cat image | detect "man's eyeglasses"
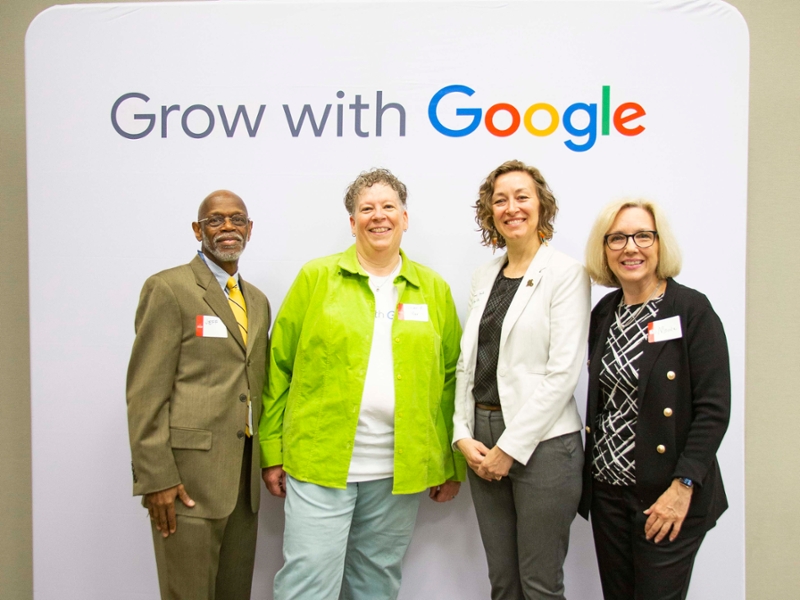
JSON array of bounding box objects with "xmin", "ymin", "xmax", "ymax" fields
[
  {"xmin": 198, "ymin": 214, "xmax": 250, "ymax": 228},
  {"xmin": 604, "ymin": 231, "xmax": 658, "ymax": 250}
]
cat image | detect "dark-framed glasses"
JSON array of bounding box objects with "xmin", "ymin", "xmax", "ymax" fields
[
  {"xmin": 198, "ymin": 214, "xmax": 249, "ymax": 228},
  {"xmin": 604, "ymin": 230, "xmax": 658, "ymax": 250}
]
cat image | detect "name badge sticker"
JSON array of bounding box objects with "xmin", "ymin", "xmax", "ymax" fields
[
  {"xmin": 647, "ymin": 316, "xmax": 682, "ymax": 343},
  {"xmin": 196, "ymin": 315, "xmax": 228, "ymax": 338},
  {"xmin": 397, "ymin": 303, "xmax": 429, "ymax": 322}
]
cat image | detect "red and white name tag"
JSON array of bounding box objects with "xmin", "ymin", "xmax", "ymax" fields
[
  {"xmin": 196, "ymin": 315, "xmax": 228, "ymax": 338},
  {"xmin": 397, "ymin": 303, "xmax": 429, "ymax": 322},
  {"xmin": 648, "ymin": 316, "xmax": 682, "ymax": 343}
]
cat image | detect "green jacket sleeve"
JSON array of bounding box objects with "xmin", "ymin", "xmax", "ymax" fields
[{"xmin": 258, "ymin": 267, "xmax": 313, "ymax": 467}]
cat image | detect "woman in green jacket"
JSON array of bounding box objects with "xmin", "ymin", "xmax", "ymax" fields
[{"xmin": 259, "ymin": 168, "xmax": 465, "ymax": 600}]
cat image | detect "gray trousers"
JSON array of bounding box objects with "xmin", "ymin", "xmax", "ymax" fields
[{"xmin": 468, "ymin": 408, "xmax": 583, "ymax": 600}]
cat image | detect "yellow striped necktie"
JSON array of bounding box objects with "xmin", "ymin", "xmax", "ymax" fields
[
  {"xmin": 226, "ymin": 276, "xmax": 251, "ymax": 436},
  {"xmin": 226, "ymin": 276, "xmax": 248, "ymax": 345}
]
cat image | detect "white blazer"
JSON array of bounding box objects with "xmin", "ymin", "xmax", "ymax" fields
[{"xmin": 453, "ymin": 244, "xmax": 591, "ymax": 465}]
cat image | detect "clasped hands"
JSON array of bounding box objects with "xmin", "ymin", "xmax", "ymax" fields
[{"xmin": 456, "ymin": 438, "xmax": 514, "ymax": 482}]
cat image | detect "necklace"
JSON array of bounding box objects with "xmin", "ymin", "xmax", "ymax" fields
[
  {"xmin": 368, "ymin": 257, "xmax": 402, "ymax": 292},
  {"xmin": 370, "ymin": 273, "xmax": 394, "ymax": 292},
  {"xmin": 615, "ymin": 280, "xmax": 663, "ymax": 331}
]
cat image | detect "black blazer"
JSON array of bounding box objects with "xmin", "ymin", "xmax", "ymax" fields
[{"xmin": 578, "ymin": 279, "xmax": 730, "ymax": 536}]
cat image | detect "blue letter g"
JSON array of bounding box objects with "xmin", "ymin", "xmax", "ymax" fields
[{"xmin": 428, "ymin": 85, "xmax": 481, "ymax": 138}]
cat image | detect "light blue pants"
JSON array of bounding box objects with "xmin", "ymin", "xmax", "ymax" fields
[{"xmin": 274, "ymin": 476, "xmax": 423, "ymax": 600}]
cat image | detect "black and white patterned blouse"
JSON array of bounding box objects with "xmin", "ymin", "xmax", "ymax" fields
[
  {"xmin": 591, "ymin": 295, "xmax": 664, "ymax": 486},
  {"xmin": 472, "ymin": 268, "xmax": 523, "ymax": 407}
]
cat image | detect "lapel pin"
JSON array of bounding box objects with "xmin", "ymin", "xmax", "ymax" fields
[{"xmin": 526, "ymin": 279, "xmax": 534, "ymax": 287}]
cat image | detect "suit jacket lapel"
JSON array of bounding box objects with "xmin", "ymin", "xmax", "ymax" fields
[
  {"xmin": 240, "ymin": 276, "xmax": 258, "ymax": 357},
  {"xmin": 635, "ymin": 279, "xmax": 678, "ymax": 409},
  {"xmin": 499, "ymin": 244, "xmax": 554, "ymax": 349},
  {"xmin": 587, "ymin": 282, "xmax": 678, "ymax": 419},
  {"xmin": 190, "ymin": 255, "xmax": 247, "ymax": 352}
]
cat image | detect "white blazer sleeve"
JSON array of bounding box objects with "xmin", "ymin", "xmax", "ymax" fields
[{"xmin": 452, "ymin": 268, "xmax": 482, "ymax": 446}]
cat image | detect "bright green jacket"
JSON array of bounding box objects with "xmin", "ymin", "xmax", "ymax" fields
[{"xmin": 259, "ymin": 245, "xmax": 465, "ymax": 493}]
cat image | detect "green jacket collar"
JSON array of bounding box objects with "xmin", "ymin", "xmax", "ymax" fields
[{"xmin": 337, "ymin": 244, "xmax": 420, "ymax": 288}]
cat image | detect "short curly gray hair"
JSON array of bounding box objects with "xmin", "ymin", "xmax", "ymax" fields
[{"xmin": 344, "ymin": 168, "xmax": 408, "ymax": 215}]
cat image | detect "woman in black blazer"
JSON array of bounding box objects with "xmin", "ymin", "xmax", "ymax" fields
[{"xmin": 579, "ymin": 199, "xmax": 730, "ymax": 600}]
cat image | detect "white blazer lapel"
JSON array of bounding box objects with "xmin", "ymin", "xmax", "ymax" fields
[
  {"xmin": 461, "ymin": 256, "xmax": 506, "ymax": 372},
  {"xmin": 499, "ymin": 244, "xmax": 554, "ymax": 348},
  {"xmin": 470, "ymin": 256, "xmax": 505, "ymax": 313}
]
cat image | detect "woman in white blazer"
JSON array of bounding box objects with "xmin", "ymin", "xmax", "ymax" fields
[{"xmin": 453, "ymin": 160, "xmax": 590, "ymax": 600}]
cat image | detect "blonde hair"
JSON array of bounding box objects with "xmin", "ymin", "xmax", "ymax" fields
[
  {"xmin": 474, "ymin": 160, "xmax": 558, "ymax": 249},
  {"xmin": 585, "ymin": 199, "xmax": 682, "ymax": 287}
]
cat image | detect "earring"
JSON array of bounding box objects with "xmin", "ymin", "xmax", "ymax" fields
[
  {"xmin": 404, "ymin": 228, "xmax": 408, "ymax": 232},
  {"xmin": 352, "ymin": 233, "xmax": 356, "ymax": 238}
]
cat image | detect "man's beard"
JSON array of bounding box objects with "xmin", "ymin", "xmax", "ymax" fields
[{"xmin": 202, "ymin": 229, "xmax": 245, "ymax": 263}]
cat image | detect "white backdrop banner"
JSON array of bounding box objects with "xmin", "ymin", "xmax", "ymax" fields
[{"xmin": 26, "ymin": 1, "xmax": 748, "ymax": 598}]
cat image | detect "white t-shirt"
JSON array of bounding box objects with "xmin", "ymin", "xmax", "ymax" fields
[{"xmin": 348, "ymin": 258, "xmax": 401, "ymax": 482}]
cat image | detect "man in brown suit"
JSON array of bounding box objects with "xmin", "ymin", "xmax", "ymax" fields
[{"xmin": 127, "ymin": 190, "xmax": 270, "ymax": 600}]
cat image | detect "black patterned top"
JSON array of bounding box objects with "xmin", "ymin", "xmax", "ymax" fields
[
  {"xmin": 472, "ymin": 268, "xmax": 523, "ymax": 407},
  {"xmin": 591, "ymin": 295, "xmax": 664, "ymax": 486}
]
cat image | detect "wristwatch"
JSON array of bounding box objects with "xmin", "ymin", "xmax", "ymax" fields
[{"xmin": 676, "ymin": 477, "xmax": 694, "ymax": 489}]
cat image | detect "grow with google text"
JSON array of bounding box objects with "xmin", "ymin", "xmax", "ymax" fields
[{"xmin": 110, "ymin": 85, "xmax": 645, "ymax": 152}]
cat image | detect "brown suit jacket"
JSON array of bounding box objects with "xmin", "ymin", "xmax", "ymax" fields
[{"xmin": 127, "ymin": 254, "xmax": 270, "ymax": 519}]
